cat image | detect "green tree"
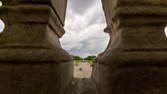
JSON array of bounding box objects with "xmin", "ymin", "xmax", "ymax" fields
[
  {"xmin": 84, "ymin": 56, "xmax": 96, "ymax": 60},
  {"xmin": 73, "ymin": 56, "xmax": 83, "ymax": 60}
]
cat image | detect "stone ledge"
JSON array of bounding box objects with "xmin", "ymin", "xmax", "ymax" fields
[
  {"xmin": 0, "ymin": 48, "xmax": 72, "ymax": 62},
  {"xmin": 1, "ymin": 0, "xmax": 67, "ymax": 25},
  {"xmin": 114, "ymin": 6, "xmax": 167, "ymax": 17},
  {"xmin": 96, "ymin": 51, "xmax": 167, "ymax": 65},
  {"xmin": 114, "ymin": 16, "xmax": 167, "ymax": 26},
  {"xmin": 0, "ymin": 5, "xmax": 65, "ymax": 37},
  {"xmin": 118, "ymin": 0, "xmax": 167, "ymax": 6}
]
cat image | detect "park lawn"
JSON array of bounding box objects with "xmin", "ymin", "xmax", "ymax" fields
[
  {"xmin": 73, "ymin": 60, "xmax": 93, "ymax": 65},
  {"xmin": 73, "ymin": 60, "xmax": 80, "ymax": 64}
]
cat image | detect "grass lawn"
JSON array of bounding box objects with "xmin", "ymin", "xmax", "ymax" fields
[{"xmin": 73, "ymin": 60, "xmax": 93, "ymax": 65}]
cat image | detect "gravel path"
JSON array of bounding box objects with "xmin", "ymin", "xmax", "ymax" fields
[
  {"xmin": 64, "ymin": 63, "xmax": 98, "ymax": 94},
  {"xmin": 73, "ymin": 63, "xmax": 92, "ymax": 78},
  {"xmin": 66, "ymin": 78, "xmax": 98, "ymax": 94}
]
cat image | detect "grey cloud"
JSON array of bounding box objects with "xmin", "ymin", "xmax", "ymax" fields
[
  {"xmin": 67, "ymin": 35, "xmax": 109, "ymax": 57},
  {"xmin": 87, "ymin": 10, "xmax": 106, "ymax": 26},
  {"xmin": 68, "ymin": 0, "xmax": 98, "ymax": 15}
]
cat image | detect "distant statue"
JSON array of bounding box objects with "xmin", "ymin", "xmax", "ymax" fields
[{"xmin": 79, "ymin": 68, "xmax": 83, "ymax": 71}]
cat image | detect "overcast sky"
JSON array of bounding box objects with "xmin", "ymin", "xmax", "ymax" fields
[
  {"xmin": 0, "ymin": 20, "xmax": 4, "ymax": 33},
  {"xmin": 60, "ymin": 0, "xmax": 109, "ymax": 57}
]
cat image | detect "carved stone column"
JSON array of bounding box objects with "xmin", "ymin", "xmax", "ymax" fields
[
  {"xmin": 0, "ymin": 0, "xmax": 73, "ymax": 94},
  {"xmin": 93, "ymin": 0, "xmax": 167, "ymax": 94}
]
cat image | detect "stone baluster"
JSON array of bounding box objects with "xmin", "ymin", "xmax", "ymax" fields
[
  {"xmin": 0, "ymin": 0, "xmax": 73, "ymax": 94},
  {"xmin": 93, "ymin": 0, "xmax": 167, "ymax": 94}
]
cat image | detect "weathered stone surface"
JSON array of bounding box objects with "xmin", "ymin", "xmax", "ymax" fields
[
  {"xmin": 2, "ymin": 0, "xmax": 167, "ymax": 93},
  {"xmin": 93, "ymin": 63, "xmax": 167, "ymax": 94},
  {"xmin": 92, "ymin": 0, "xmax": 167, "ymax": 94},
  {"xmin": 0, "ymin": 62, "xmax": 73, "ymax": 94},
  {"xmin": 0, "ymin": 5, "xmax": 65, "ymax": 37},
  {"xmin": 97, "ymin": 0, "xmax": 167, "ymax": 64},
  {"xmin": 0, "ymin": 0, "xmax": 70, "ymax": 62},
  {"xmin": 1, "ymin": 0, "xmax": 67, "ymax": 25},
  {"xmin": 0, "ymin": 24, "xmax": 70, "ymax": 62},
  {"xmin": 116, "ymin": 0, "xmax": 167, "ymax": 6},
  {"xmin": 0, "ymin": 0, "xmax": 73, "ymax": 94}
]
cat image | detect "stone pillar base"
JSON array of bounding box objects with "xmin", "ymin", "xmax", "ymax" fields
[
  {"xmin": 93, "ymin": 62, "xmax": 167, "ymax": 94},
  {"xmin": 0, "ymin": 62, "xmax": 73, "ymax": 94}
]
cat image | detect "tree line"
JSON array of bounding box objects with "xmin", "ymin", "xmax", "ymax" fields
[{"xmin": 73, "ymin": 55, "xmax": 96, "ymax": 61}]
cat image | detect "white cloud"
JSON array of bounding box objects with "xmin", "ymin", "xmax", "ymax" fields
[
  {"xmin": 0, "ymin": 19, "xmax": 5, "ymax": 33},
  {"xmin": 165, "ymin": 26, "xmax": 167, "ymax": 37},
  {"xmin": 0, "ymin": 1, "xmax": 2, "ymax": 7},
  {"xmin": 60, "ymin": 0, "xmax": 109, "ymax": 57}
]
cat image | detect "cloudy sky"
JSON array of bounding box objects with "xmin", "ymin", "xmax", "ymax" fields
[
  {"xmin": 0, "ymin": 20, "xmax": 5, "ymax": 33},
  {"xmin": 0, "ymin": 2, "xmax": 4, "ymax": 32},
  {"xmin": 60, "ymin": 0, "xmax": 109, "ymax": 58}
]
